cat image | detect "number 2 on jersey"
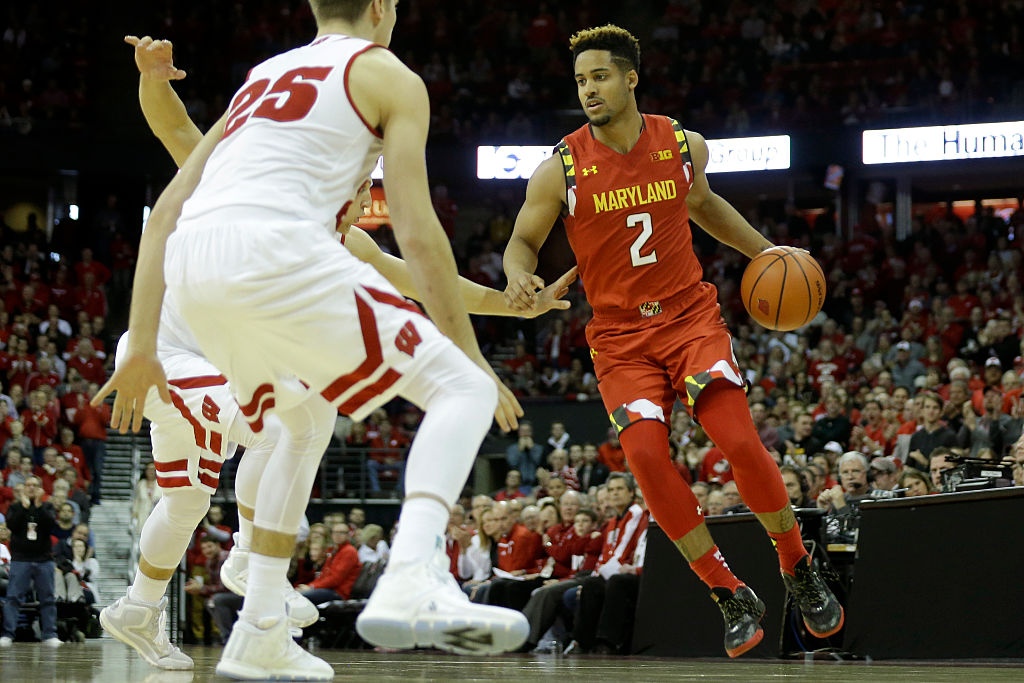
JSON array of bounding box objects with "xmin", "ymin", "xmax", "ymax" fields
[
  {"xmin": 224, "ymin": 66, "xmax": 334, "ymax": 138},
  {"xmin": 626, "ymin": 212, "xmax": 658, "ymax": 267}
]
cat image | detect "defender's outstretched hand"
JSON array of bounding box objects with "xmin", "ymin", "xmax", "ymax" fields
[
  {"xmin": 92, "ymin": 352, "xmax": 171, "ymax": 433},
  {"xmin": 125, "ymin": 35, "xmax": 187, "ymax": 81},
  {"xmin": 523, "ymin": 266, "xmax": 578, "ymax": 318}
]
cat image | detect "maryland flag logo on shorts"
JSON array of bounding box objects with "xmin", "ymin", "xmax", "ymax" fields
[
  {"xmin": 610, "ymin": 399, "xmax": 666, "ymax": 433},
  {"xmin": 683, "ymin": 360, "xmax": 746, "ymax": 407}
]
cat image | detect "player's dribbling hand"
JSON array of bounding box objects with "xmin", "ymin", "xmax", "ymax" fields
[
  {"xmin": 504, "ymin": 271, "xmax": 545, "ymax": 312},
  {"xmin": 92, "ymin": 352, "xmax": 171, "ymax": 434},
  {"xmin": 524, "ymin": 266, "xmax": 578, "ymax": 318},
  {"xmin": 124, "ymin": 35, "xmax": 187, "ymax": 81}
]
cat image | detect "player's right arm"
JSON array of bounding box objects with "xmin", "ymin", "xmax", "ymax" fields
[
  {"xmin": 502, "ymin": 155, "xmax": 567, "ymax": 312},
  {"xmin": 93, "ymin": 113, "xmax": 228, "ymax": 432},
  {"xmin": 348, "ymin": 49, "xmax": 521, "ymax": 431},
  {"xmin": 124, "ymin": 36, "xmax": 201, "ymax": 168},
  {"xmin": 345, "ymin": 227, "xmax": 577, "ymax": 319}
]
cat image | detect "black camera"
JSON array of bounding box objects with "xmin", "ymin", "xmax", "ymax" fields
[{"xmin": 940, "ymin": 456, "xmax": 1016, "ymax": 493}]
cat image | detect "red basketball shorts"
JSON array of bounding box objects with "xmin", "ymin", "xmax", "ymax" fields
[{"xmin": 586, "ymin": 283, "xmax": 745, "ymax": 432}]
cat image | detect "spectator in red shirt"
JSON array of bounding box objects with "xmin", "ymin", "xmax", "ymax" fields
[
  {"xmin": 492, "ymin": 500, "xmax": 543, "ymax": 575},
  {"xmin": 73, "ymin": 272, "xmax": 108, "ymax": 321},
  {"xmin": 597, "ymin": 429, "xmax": 626, "ymax": 473},
  {"xmin": 56, "ymin": 426, "xmax": 90, "ymax": 486},
  {"xmin": 25, "ymin": 357, "xmax": 60, "ymax": 393},
  {"xmin": 296, "ymin": 523, "xmax": 362, "ymax": 603},
  {"xmin": 66, "ymin": 339, "xmax": 105, "ymax": 385},
  {"xmin": 72, "ymin": 383, "xmax": 110, "ymax": 504},
  {"xmin": 34, "ymin": 447, "xmax": 62, "ymax": 494},
  {"xmin": 547, "ymin": 448, "xmax": 579, "ymax": 491},
  {"xmin": 21, "ymin": 390, "xmax": 57, "ymax": 463},
  {"xmin": 47, "ymin": 269, "xmax": 75, "ymax": 317},
  {"xmin": 366, "ymin": 419, "xmax": 408, "ymax": 496},
  {"xmin": 699, "ymin": 445, "xmax": 734, "ymax": 484},
  {"xmin": 73, "ymin": 248, "xmax": 111, "ymax": 288},
  {"xmin": 493, "ymin": 469, "xmax": 529, "ymax": 501},
  {"xmin": 4, "ymin": 335, "xmax": 35, "ymax": 390}
]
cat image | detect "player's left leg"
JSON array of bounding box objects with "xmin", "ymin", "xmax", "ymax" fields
[
  {"xmin": 101, "ymin": 485, "xmax": 209, "ymax": 670},
  {"xmin": 696, "ymin": 380, "xmax": 844, "ymax": 638},
  {"xmin": 219, "ymin": 416, "xmax": 318, "ymax": 628},
  {"xmin": 590, "ymin": 333, "xmax": 764, "ymax": 658},
  {"xmin": 216, "ymin": 395, "xmax": 336, "ymax": 681}
]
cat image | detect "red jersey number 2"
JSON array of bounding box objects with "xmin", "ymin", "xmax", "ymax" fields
[{"xmin": 224, "ymin": 66, "xmax": 334, "ymax": 138}]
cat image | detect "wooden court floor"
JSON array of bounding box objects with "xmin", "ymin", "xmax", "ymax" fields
[{"xmin": 1, "ymin": 640, "xmax": 1023, "ymax": 681}]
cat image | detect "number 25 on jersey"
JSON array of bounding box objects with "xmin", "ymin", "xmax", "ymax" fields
[{"xmin": 224, "ymin": 66, "xmax": 334, "ymax": 138}]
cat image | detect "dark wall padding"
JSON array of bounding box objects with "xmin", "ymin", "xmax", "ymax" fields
[{"xmin": 843, "ymin": 487, "xmax": 1024, "ymax": 659}]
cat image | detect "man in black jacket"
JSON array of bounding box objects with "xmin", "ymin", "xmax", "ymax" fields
[{"xmin": 0, "ymin": 476, "xmax": 61, "ymax": 647}]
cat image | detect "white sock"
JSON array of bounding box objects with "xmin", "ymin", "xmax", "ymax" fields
[
  {"xmin": 239, "ymin": 553, "xmax": 290, "ymax": 625},
  {"xmin": 237, "ymin": 514, "xmax": 254, "ymax": 550},
  {"xmin": 130, "ymin": 570, "xmax": 168, "ymax": 605},
  {"xmin": 388, "ymin": 497, "xmax": 450, "ymax": 567}
]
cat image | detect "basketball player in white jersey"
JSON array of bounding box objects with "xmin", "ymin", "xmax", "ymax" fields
[
  {"xmin": 99, "ymin": 33, "xmax": 577, "ymax": 673},
  {"xmin": 98, "ymin": 1, "xmax": 535, "ymax": 678}
]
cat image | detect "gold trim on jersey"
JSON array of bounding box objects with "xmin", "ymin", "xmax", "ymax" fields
[{"xmin": 668, "ymin": 118, "xmax": 692, "ymax": 163}]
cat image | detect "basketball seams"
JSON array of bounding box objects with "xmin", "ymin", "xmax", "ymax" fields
[
  {"xmin": 745, "ymin": 252, "xmax": 786, "ymax": 319},
  {"xmin": 787, "ymin": 251, "xmax": 814, "ymax": 328},
  {"xmin": 773, "ymin": 253, "xmax": 789, "ymax": 330}
]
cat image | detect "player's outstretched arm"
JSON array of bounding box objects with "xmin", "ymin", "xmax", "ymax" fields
[
  {"xmin": 684, "ymin": 130, "xmax": 775, "ymax": 260},
  {"xmin": 93, "ymin": 113, "xmax": 227, "ymax": 432},
  {"xmin": 345, "ymin": 227, "xmax": 577, "ymax": 318},
  {"xmin": 502, "ymin": 155, "xmax": 566, "ymax": 312},
  {"xmin": 125, "ymin": 35, "xmax": 202, "ymax": 168},
  {"xmin": 348, "ymin": 49, "xmax": 521, "ymax": 431}
]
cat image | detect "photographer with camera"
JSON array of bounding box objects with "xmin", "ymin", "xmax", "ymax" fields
[{"xmin": 0, "ymin": 476, "xmax": 60, "ymax": 647}]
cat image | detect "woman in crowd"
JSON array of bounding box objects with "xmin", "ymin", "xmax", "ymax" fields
[
  {"xmin": 899, "ymin": 468, "xmax": 934, "ymax": 497},
  {"xmin": 131, "ymin": 462, "xmax": 161, "ymax": 531},
  {"xmin": 357, "ymin": 524, "xmax": 390, "ymax": 564}
]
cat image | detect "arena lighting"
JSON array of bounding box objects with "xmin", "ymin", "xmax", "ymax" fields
[
  {"xmin": 862, "ymin": 120, "xmax": 1024, "ymax": 164},
  {"xmin": 68, "ymin": 204, "xmax": 79, "ymax": 220},
  {"xmin": 476, "ymin": 135, "xmax": 792, "ymax": 179}
]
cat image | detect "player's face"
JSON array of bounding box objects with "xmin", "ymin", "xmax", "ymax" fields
[
  {"xmin": 338, "ymin": 179, "xmax": 373, "ymax": 235},
  {"xmin": 574, "ymin": 50, "xmax": 636, "ymax": 128}
]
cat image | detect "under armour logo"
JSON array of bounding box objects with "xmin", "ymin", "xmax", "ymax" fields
[
  {"xmin": 443, "ymin": 626, "xmax": 494, "ymax": 651},
  {"xmin": 581, "ymin": 166, "xmax": 598, "ymax": 176}
]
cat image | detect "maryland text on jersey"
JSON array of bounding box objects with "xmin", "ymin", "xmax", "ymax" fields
[{"xmin": 592, "ymin": 179, "xmax": 679, "ymax": 214}]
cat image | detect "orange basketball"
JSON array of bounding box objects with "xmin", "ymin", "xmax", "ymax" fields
[{"xmin": 740, "ymin": 246, "xmax": 826, "ymax": 331}]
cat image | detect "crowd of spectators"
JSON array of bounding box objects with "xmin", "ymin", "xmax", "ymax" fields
[
  {"xmin": 0, "ymin": 237, "xmax": 125, "ymax": 511},
  {"xmin": 5, "ymin": 1, "xmax": 1024, "ymax": 142}
]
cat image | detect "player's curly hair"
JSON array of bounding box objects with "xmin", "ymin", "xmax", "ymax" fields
[
  {"xmin": 569, "ymin": 24, "xmax": 641, "ymax": 74},
  {"xmin": 309, "ymin": 0, "xmax": 374, "ymax": 23}
]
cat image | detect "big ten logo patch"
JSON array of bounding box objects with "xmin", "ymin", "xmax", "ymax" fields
[
  {"xmin": 202, "ymin": 395, "xmax": 221, "ymax": 423},
  {"xmin": 395, "ymin": 321, "xmax": 422, "ymax": 357},
  {"xmin": 650, "ymin": 149, "xmax": 674, "ymax": 162}
]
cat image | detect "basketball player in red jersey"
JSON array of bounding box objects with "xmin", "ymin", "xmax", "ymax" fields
[{"xmin": 503, "ymin": 25, "xmax": 842, "ymax": 657}]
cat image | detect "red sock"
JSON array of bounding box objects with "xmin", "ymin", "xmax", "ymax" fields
[
  {"xmin": 689, "ymin": 546, "xmax": 742, "ymax": 592},
  {"xmin": 767, "ymin": 528, "xmax": 808, "ymax": 575},
  {"xmin": 618, "ymin": 419, "xmax": 703, "ymax": 540},
  {"xmin": 696, "ymin": 381, "xmax": 809, "ymax": 574}
]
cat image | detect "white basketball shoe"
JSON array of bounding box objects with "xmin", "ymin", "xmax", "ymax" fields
[
  {"xmin": 356, "ymin": 547, "xmax": 528, "ymax": 654},
  {"xmin": 220, "ymin": 534, "xmax": 320, "ymax": 628},
  {"xmin": 215, "ymin": 615, "xmax": 333, "ymax": 681},
  {"xmin": 100, "ymin": 593, "xmax": 194, "ymax": 670}
]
